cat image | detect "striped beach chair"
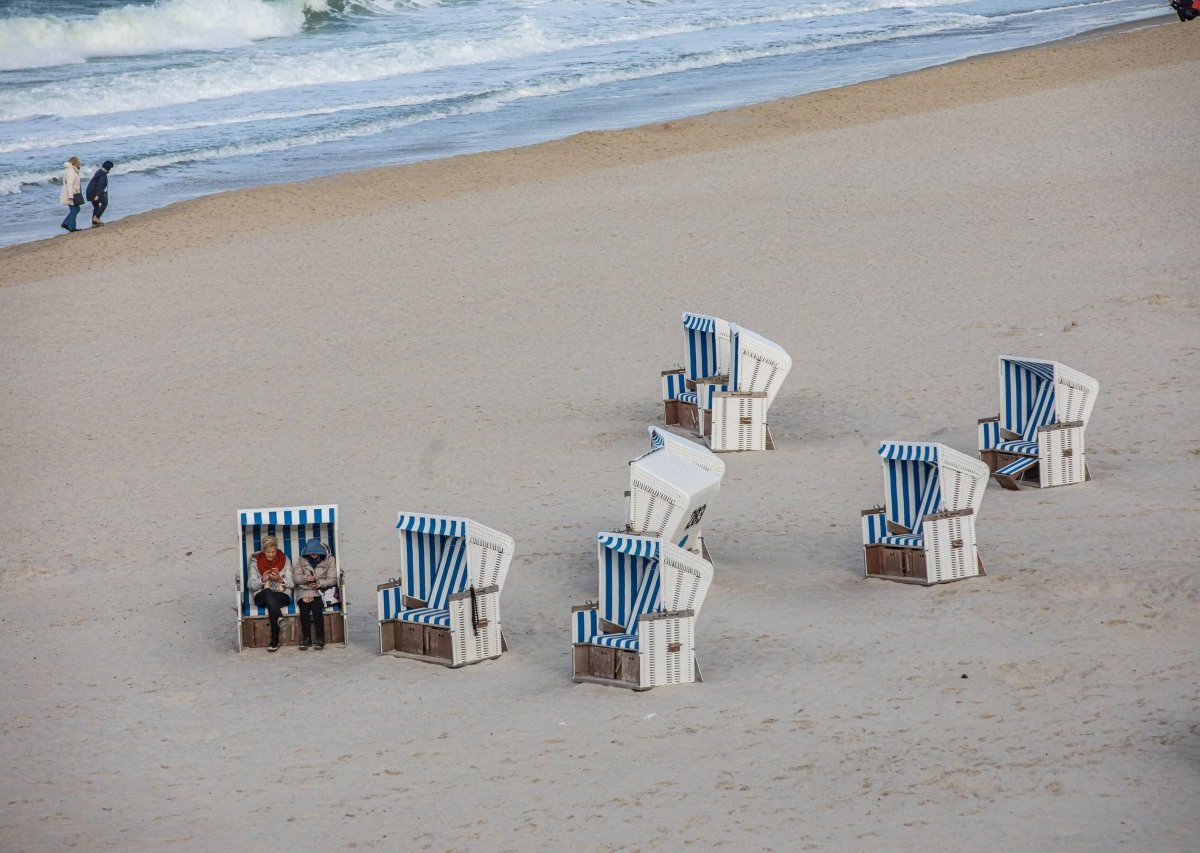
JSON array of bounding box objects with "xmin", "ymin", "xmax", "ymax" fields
[
  {"xmin": 377, "ymin": 513, "xmax": 515, "ymax": 667},
  {"xmin": 978, "ymin": 356, "xmax": 1099, "ymax": 490},
  {"xmin": 861, "ymin": 442, "xmax": 989, "ymax": 585},
  {"xmin": 236, "ymin": 504, "xmax": 346, "ymax": 651},
  {"xmin": 662, "ymin": 312, "xmax": 732, "ymax": 431},
  {"xmin": 571, "ymin": 535, "xmax": 714, "ymax": 690},
  {"xmin": 707, "ymin": 325, "xmax": 792, "ymax": 451},
  {"xmin": 626, "ymin": 426, "xmax": 724, "ymax": 561}
]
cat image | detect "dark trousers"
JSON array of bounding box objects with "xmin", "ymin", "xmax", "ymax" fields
[
  {"xmin": 253, "ymin": 589, "xmax": 291, "ymax": 640},
  {"xmin": 62, "ymin": 204, "xmax": 80, "ymax": 231},
  {"xmin": 298, "ymin": 597, "xmax": 325, "ymax": 642},
  {"xmin": 91, "ymin": 197, "xmax": 108, "ymax": 220}
]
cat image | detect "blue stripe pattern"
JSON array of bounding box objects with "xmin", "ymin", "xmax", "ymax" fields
[
  {"xmin": 624, "ymin": 564, "xmax": 661, "ymax": 636},
  {"xmin": 979, "ymin": 420, "xmax": 1002, "ymax": 450},
  {"xmin": 678, "ymin": 391, "xmax": 698, "ymax": 406},
  {"xmin": 592, "ymin": 633, "xmax": 640, "ymax": 650},
  {"xmin": 683, "ymin": 312, "xmax": 720, "ymax": 380},
  {"xmin": 877, "ymin": 444, "xmax": 940, "ymax": 532},
  {"xmin": 394, "ymin": 513, "xmax": 468, "ymax": 604},
  {"xmin": 428, "ymin": 536, "xmax": 469, "ymax": 610},
  {"xmin": 996, "ymin": 456, "xmax": 1039, "ymax": 477},
  {"xmin": 573, "ymin": 608, "xmax": 599, "ymax": 644},
  {"xmin": 597, "ymin": 533, "xmax": 659, "ymax": 628},
  {"xmin": 997, "ymin": 439, "xmax": 1040, "ymax": 455},
  {"xmin": 1001, "ymin": 357, "xmax": 1056, "ymax": 436},
  {"xmin": 908, "ymin": 467, "xmax": 941, "ymax": 536},
  {"xmin": 240, "ymin": 505, "xmax": 338, "ymax": 618},
  {"xmin": 862, "ymin": 512, "xmax": 888, "ymax": 545},
  {"xmin": 878, "ymin": 534, "xmax": 924, "ymax": 547},
  {"xmin": 1021, "ymin": 381, "xmax": 1057, "ymax": 442},
  {"xmin": 398, "ymin": 607, "xmax": 451, "ymax": 627},
  {"xmin": 380, "ymin": 585, "xmax": 403, "ymax": 620},
  {"xmin": 662, "ymin": 372, "xmax": 686, "ymax": 402}
]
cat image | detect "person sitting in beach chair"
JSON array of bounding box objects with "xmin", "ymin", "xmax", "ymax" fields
[
  {"xmin": 236, "ymin": 504, "xmax": 347, "ymax": 652},
  {"xmin": 247, "ymin": 534, "xmax": 293, "ymax": 652},
  {"xmin": 1170, "ymin": 0, "xmax": 1198, "ymax": 21},
  {"xmin": 293, "ymin": 538, "xmax": 337, "ymax": 650}
]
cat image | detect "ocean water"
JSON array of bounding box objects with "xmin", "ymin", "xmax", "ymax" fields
[{"xmin": 0, "ymin": 0, "xmax": 1165, "ymax": 247}]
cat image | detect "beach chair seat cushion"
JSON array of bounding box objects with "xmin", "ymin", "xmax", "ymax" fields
[
  {"xmin": 877, "ymin": 534, "xmax": 924, "ymax": 548},
  {"xmin": 244, "ymin": 596, "xmax": 298, "ymax": 617},
  {"xmin": 995, "ymin": 456, "xmax": 1039, "ymax": 478},
  {"xmin": 397, "ymin": 607, "xmax": 451, "ymax": 627},
  {"xmin": 677, "ymin": 391, "xmax": 698, "ymax": 406},
  {"xmin": 590, "ymin": 632, "xmax": 640, "ymax": 651},
  {"xmin": 996, "ymin": 439, "xmax": 1040, "ymax": 455}
]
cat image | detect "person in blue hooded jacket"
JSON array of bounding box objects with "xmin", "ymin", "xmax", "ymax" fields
[
  {"xmin": 294, "ymin": 538, "xmax": 336, "ymax": 650},
  {"xmin": 86, "ymin": 160, "xmax": 113, "ymax": 227}
]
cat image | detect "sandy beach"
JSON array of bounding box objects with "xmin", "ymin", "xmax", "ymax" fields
[{"xmin": 1, "ymin": 19, "xmax": 1198, "ymax": 852}]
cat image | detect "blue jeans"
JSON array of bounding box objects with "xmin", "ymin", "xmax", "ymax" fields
[{"xmin": 61, "ymin": 204, "xmax": 80, "ymax": 231}]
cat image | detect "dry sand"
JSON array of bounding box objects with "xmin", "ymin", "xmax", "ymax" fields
[{"xmin": 1, "ymin": 19, "xmax": 1198, "ymax": 852}]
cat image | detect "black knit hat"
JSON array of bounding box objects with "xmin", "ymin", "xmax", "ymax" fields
[{"xmin": 102, "ymin": 160, "xmax": 114, "ymax": 170}]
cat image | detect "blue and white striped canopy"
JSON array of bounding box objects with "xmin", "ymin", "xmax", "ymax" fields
[
  {"xmin": 597, "ymin": 532, "xmax": 661, "ymax": 558},
  {"xmin": 396, "ymin": 512, "xmax": 469, "ymax": 605},
  {"xmin": 682, "ymin": 311, "xmax": 724, "ymax": 381},
  {"xmin": 877, "ymin": 442, "xmax": 940, "ymax": 462},
  {"xmin": 396, "ymin": 513, "xmax": 468, "ymax": 536},
  {"xmin": 876, "ymin": 443, "xmax": 941, "ymax": 533},
  {"xmin": 596, "ymin": 532, "xmax": 661, "ymax": 628},
  {"xmin": 1000, "ymin": 356, "xmax": 1057, "ymax": 436},
  {"xmin": 239, "ymin": 504, "xmax": 336, "ymax": 528}
]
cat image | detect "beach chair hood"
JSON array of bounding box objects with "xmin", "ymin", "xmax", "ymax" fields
[
  {"xmin": 876, "ymin": 442, "xmax": 988, "ymax": 533},
  {"xmin": 628, "ymin": 447, "xmax": 722, "ymax": 547},
  {"xmin": 641, "ymin": 425, "xmax": 726, "ymax": 478},
  {"xmin": 998, "ymin": 356, "xmax": 1099, "ymax": 437},
  {"xmin": 682, "ymin": 312, "xmax": 732, "ymax": 380},
  {"xmin": 729, "ymin": 325, "xmax": 792, "ymax": 413}
]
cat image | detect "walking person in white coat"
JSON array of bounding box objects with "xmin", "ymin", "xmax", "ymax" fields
[{"xmin": 59, "ymin": 157, "xmax": 82, "ymax": 233}]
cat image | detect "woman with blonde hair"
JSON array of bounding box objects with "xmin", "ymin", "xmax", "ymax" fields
[
  {"xmin": 247, "ymin": 534, "xmax": 293, "ymax": 652},
  {"xmin": 59, "ymin": 157, "xmax": 83, "ymax": 233}
]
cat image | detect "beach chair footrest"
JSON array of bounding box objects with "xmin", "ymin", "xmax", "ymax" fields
[
  {"xmin": 993, "ymin": 455, "xmax": 1039, "ymax": 490},
  {"xmin": 380, "ymin": 621, "xmax": 455, "ymax": 664}
]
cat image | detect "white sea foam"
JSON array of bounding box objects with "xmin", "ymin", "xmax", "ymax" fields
[
  {"xmin": 0, "ymin": 2, "xmax": 968, "ymax": 121},
  {"xmin": 0, "ymin": 14, "xmax": 983, "ymax": 196},
  {"xmin": 0, "ymin": 0, "xmax": 329, "ymax": 72}
]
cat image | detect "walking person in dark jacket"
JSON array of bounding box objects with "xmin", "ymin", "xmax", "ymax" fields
[{"xmin": 87, "ymin": 160, "xmax": 114, "ymax": 227}]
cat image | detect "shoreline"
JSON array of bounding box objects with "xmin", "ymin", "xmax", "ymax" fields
[{"xmin": 0, "ymin": 15, "xmax": 1189, "ymax": 287}]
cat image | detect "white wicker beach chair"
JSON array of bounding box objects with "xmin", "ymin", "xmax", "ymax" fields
[
  {"xmin": 662, "ymin": 312, "xmax": 732, "ymax": 431},
  {"xmin": 626, "ymin": 432, "xmax": 722, "ymax": 557},
  {"xmin": 625, "ymin": 426, "xmax": 723, "ymax": 561},
  {"xmin": 571, "ymin": 535, "xmax": 714, "ymax": 690},
  {"xmin": 861, "ymin": 442, "xmax": 989, "ymax": 585},
  {"xmin": 377, "ymin": 513, "xmax": 514, "ymax": 667},
  {"xmin": 977, "ymin": 356, "xmax": 1099, "ymax": 489},
  {"xmin": 706, "ymin": 325, "xmax": 792, "ymax": 452},
  {"xmin": 236, "ymin": 504, "xmax": 346, "ymax": 651}
]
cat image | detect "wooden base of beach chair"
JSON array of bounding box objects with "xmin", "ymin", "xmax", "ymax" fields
[
  {"xmin": 240, "ymin": 613, "xmax": 346, "ymax": 649},
  {"xmin": 379, "ymin": 621, "xmax": 503, "ymax": 668},
  {"xmin": 664, "ymin": 399, "xmax": 682, "ymax": 427},
  {"xmin": 571, "ymin": 644, "xmax": 648, "ymax": 690},
  {"xmin": 864, "ymin": 545, "xmax": 984, "ymax": 586}
]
